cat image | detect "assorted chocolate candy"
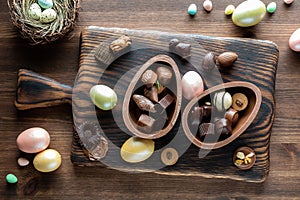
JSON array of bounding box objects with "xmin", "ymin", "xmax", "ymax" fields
[
  {"xmin": 131, "ymin": 66, "xmax": 174, "ymax": 134},
  {"xmin": 189, "ymin": 90, "xmax": 249, "ymax": 143},
  {"xmin": 233, "ymin": 146, "xmax": 256, "ymax": 170}
]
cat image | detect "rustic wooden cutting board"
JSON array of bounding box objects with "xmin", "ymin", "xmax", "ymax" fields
[
  {"xmin": 16, "ymin": 26, "xmax": 273, "ymax": 183},
  {"xmin": 68, "ymin": 26, "xmax": 279, "ymax": 183}
]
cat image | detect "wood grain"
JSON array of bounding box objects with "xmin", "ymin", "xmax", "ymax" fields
[{"xmin": 1, "ymin": 0, "xmax": 300, "ymax": 199}]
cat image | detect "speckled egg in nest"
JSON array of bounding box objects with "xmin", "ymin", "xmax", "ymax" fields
[{"xmin": 7, "ymin": 0, "xmax": 80, "ymax": 45}]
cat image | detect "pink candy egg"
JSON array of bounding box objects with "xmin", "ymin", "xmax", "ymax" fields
[
  {"xmin": 181, "ymin": 71, "xmax": 204, "ymax": 100},
  {"xmin": 289, "ymin": 28, "xmax": 300, "ymax": 52},
  {"xmin": 16, "ymin": 127, "xmax": 50, "ymax": 153}
]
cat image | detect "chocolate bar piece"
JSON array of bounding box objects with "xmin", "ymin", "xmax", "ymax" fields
[
  {"xmin": 137, "ymin": 114, "xmax": 156, "ymax": 133},
  {"xmin": 159, "ymin": 94, "xmax": 174, "ymax": 109}
]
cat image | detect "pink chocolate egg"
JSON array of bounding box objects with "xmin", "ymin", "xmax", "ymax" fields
[
  {"xmin": 181, "ymin": 71, "xmax": 204, "ymax": 100},
  {"xmin": 16, "ymin": 127, "xmax": 50, "ymax": 153},
  {"xmin": 289, "ymin": 28, "xmax": 300, "ymax": 52}
]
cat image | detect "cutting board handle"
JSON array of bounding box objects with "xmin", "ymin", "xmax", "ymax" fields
[{"xmin": 15, "ymin": 69, "xmax": 73, "ymax": 110}]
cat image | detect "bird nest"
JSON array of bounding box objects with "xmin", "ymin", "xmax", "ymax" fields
[{"xmin": 7, "ymin": 0, "xmax": 80, "ymax": 45}]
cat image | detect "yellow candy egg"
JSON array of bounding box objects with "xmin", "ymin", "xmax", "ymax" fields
[
  {"xmin": 120, "ymin": 137, "xmax": 154, "ymax": 163},
  {"xmin": 33, "ymin": 149, "xmax": 62, "ymax": 172}
]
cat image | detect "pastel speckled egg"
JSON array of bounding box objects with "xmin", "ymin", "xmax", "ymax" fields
[
  {"xmin": 28, "ymin": 3, "xmax": 42, "ymax": 20},
  {"xmin": 40, "ymin": 8, "xmax": 57, "ymax": 24},
  {"xmin": 232, "ymin": 0, "xmax": 266, "ymax": 27},
  {"xmin": 289, "ymin": 28, "xmax": 300, "ymax": 52},
  {"xmin": 16, "ymin": 127, "xmax": 50, "ymax": 153},
  {"xmin": 181, "ymin": 71, "xmax": 204, "ymax": 100},
  {"xmin": 33, "ymin": 149, "xmax": 62, "ymax": 172},
  {"xmin": 90, "ymin": 85, "xmax": 118, "ymax": 110},
  {"xmin": 38, "ymin": 0, "xmax": 53, "ymax": 9}
]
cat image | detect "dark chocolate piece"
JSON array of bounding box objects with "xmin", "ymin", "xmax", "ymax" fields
[
  {"xmin": 214, "ymin": 118, "xmax": 232, "ymax": 136},
  {"xmin": 190, "ymin": 107, "xmax": 204, "ymax": 127},
  {"xmin": 202, "ymin": 105, "xmax": 212, "ymax": 118},
  {"xmin": 198, "ymin": 123, "xmax": 215, "ymax": 138}
]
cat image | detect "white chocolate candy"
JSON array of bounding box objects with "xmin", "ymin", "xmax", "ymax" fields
[{"xmin": 213, "ymin": 91, "xmax": 232, "ymax": 112}]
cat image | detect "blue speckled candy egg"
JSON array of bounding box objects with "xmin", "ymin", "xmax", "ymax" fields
[{"xmin": 38, "ymin": 0, "xmax": 54, "ymax": 9}]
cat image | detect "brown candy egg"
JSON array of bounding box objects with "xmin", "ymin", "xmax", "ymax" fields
[{"xmin": 16, "ymin": 127, "xmax": 50, "ymax": 153}]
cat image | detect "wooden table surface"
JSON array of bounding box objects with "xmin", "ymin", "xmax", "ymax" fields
[{"xmin": 1, "ymin": 0, "xmax": 299, "ymax": 199}]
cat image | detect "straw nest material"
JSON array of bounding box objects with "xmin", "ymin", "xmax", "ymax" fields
[{"xmin": 8, "ymin": 0, "xmax": 80, "ymax": 45}]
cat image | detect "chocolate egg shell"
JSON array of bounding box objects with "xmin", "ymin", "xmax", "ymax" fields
[
  {"xmin": 16, "ymin": 127, "xmax": 50, "ymax": 153},
  {"xmin": 123, "ymin": 54, "xmax": 182, "ymax": 139},
  {"xmin": 182, "ymin": 81, "xmax": 262, "ymax": 149}
]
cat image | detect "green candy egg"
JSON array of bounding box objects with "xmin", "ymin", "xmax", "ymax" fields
[
  {"xmin": 90, "ymin": 85, "xmax": 118, "ymax": 110},
  {"xmin": 267, "ymin": 2, "xmax": 276, "ymax": 14},
  {"xmin": 232, "ymin": 0, "xmax": 266, "ymax": 27},
  {"xmin": 6, "ymin": 173, "xmax": 18, "ymax": 184}
]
